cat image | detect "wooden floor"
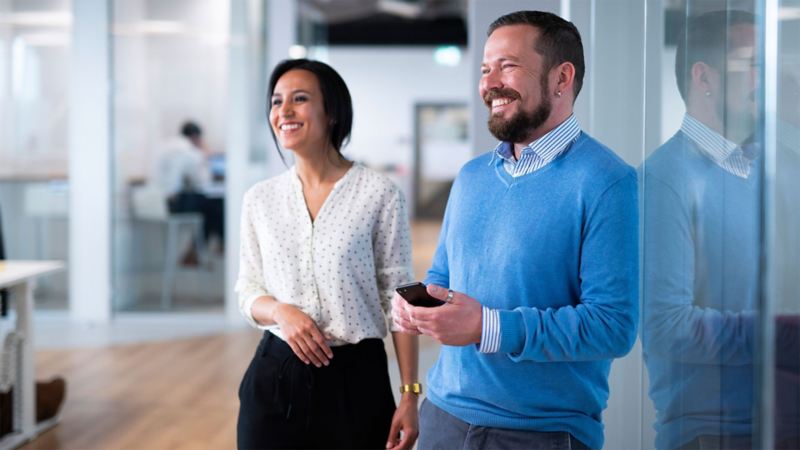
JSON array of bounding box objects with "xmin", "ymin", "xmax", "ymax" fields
[
  {"xmin": 18, "ymin": 221, "xmax": 443, "ymax": 450},
  {"xmin": 22, "ymin": 331, "xmax": 262, "ymax": 450}
]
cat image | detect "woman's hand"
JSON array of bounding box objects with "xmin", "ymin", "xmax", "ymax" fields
[
  {"xmin": 272, "ymin": 303, "xmax": 333, "ymax": 367},
  {"xmin": 385, "ymin": 394, "xmax": 419, "ymax": 450}
]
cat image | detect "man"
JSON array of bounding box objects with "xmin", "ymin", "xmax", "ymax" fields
[
  {"xmin": 155, "ymin": 121, "xmax": 211, "ymax": 201},
  {"xmin": 153, "ymin": 121, "xmax": 224, "ymax": 259},
  {"xmin": 392, "ymin": 11, "xmax": 638, "ymax": 450},
  {"xmin": 640, "ymin": 11, "xmax": 761, "ymax": 450}
]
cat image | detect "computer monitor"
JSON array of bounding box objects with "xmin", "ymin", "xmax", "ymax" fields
[{"xmin": 209, "ymin": 154, "xmax": 225, "ymax": 181}]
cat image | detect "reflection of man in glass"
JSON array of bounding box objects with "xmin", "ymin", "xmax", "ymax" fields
[
  {"xmin": 775, "ymin": 65, "xmax": 800, "ymax": 449},
  {"xmin": 641, "ymin": 10, "xmax": 758, "ymax": 450}
]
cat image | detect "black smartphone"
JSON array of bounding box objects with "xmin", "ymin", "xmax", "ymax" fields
[{"xmin": 395, "ymin": 282, "xmax": 446, "ymax": 307}]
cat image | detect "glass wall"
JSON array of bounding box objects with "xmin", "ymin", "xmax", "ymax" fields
[
  {"xmin": 0, "ymin": 0, "xmax": 71, "ymax": 309},
  {"xmin": 111, "ymin": 0, "xmax": 229, "ymax": 312},
  {"xmin": 637, "ymin": 0, "xmax": 798, "ymax": 448},
  {"xmin": 772, "ymin": 0, "xmax": 800, "ymax": 447}
]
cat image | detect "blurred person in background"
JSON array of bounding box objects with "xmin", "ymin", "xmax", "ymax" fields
[{"xmin": 153, "ymin": 121, "xmax": 224, "ymax": 262}]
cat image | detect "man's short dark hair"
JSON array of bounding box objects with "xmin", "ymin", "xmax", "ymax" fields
[
  {"xmin": 181, "ymin": 121, "xmax": 202, "ymax": 139},
  {"xmin": 488, "ymin": 10, "xmax": 585, "ymax": 99},
  {"xmin": 674, "ymin": 10, "xmax": 755, "ymax": 102},
  {"xmin": 267, "ymin": 58, "xmax": 353, "ymax": 164}
]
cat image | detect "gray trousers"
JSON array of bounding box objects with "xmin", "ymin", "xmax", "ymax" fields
[{"xmin": 418, "ymin": 399, "xmax": 592, "ymax": 450}]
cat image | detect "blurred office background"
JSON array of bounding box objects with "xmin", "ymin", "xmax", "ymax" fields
[{"xmin": 0, "ymin": 0, "xmax": 797, "ymax": 448}]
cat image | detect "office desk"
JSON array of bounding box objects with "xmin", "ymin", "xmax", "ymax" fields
[{"xmin": 0, "ymin": 260, "xmax": 64, "ymax": 450}]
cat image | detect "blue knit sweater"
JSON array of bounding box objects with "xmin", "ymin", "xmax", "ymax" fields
[
  {"xmin": 641, "ymin": 132, "xmax": 760, "ymax": 449},
  {"xmin": 424, "ymin": 132, "xmax": 639, "ymax": 450}
]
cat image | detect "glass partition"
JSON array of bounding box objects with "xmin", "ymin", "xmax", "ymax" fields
[
  {"xmin": 111, "ymin": 0, "xmax": 229, "ymax": 312},
  {"xmin": 639, "ymin": 2, "xmax": 772, "ymax": 449},
  {"xmin": 0, "ymin": 0, "xmax": 71, "ymax": 309},
  {"xmin": 771, "ymin": 0, "xmax": 800, "ymax": 447}
]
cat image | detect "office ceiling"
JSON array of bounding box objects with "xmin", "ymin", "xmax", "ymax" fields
[{"xmin": 298, "ymin": 0, "xmax": 467, "ymax": 46}]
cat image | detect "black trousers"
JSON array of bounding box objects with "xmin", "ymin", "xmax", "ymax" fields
[
  {"xmin": 237, "ymin": 332, "xmax": 396, "ymax": 450},
  {"xmin": 168, "ymin": 192, "xmax": 225, "ymax": 243}
]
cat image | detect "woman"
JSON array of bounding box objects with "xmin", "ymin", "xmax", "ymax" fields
[{"xmin": 236, "ymin": 58, "xmax": 420, "ymax": 450}]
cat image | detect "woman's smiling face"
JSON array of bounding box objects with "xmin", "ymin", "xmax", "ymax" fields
[{"xmin": 269, "ymin": 69, "xmax": 331, "ymax": 155}]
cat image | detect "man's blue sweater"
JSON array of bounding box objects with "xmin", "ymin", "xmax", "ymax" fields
[{"xmin": 424, "ymin": 132, "xmax": 639, "ymax": 450}]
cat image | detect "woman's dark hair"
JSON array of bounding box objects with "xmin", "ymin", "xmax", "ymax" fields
[
  {"xmin": 487, "ymin": 10, "xmax": 585, "ymax": 100},
  {"xmin": 267, "ymin": 59, "xmax": 353, "ymax": 164}
]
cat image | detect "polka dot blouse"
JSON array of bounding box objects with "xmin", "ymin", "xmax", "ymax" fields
[{"xmin": 235, "ymin": 163, "xmax": 413, "ymax": 346}]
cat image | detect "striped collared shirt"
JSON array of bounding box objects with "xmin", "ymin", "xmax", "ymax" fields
[
  {"xmin": 478, "ymin": 115, "xmax": 581, "ymax": 354},
  {"xmin": 492, "ymin": 114, "xmax": 581, "ymax": 177},
  {"xmin": 681, "ymin": 114, "xmax": 754, "ymax": 179}
]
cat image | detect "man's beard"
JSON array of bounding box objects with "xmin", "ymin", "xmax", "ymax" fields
[{"xmin": 486, "ymin": 79, "xmax": 552, "ymax": 144}]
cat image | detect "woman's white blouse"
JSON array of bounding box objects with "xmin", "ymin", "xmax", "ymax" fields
[{"xmin": 235, "ymin": 163, "xmax": 413, "ymax": 345}]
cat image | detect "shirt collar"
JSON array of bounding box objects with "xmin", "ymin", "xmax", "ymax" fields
[
  {"xmin": 490, "ymin": 114, "xmax": 581, "ymax": 166},
  {"xmin": 680, "ymin": 113, "xmax": 742, "ymax": 166}
]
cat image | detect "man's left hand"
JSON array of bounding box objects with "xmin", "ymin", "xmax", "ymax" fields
[{"xmin": 409, "ymin": 285, "xmax": 482, "ymax": 346}]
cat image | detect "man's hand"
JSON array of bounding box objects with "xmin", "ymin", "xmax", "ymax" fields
[
  {"xmin": 392, "ymin": 293, "xmax": 421, "ymax": 335},
  {"xmin": 409, "ymin": 285, "xmax": 483, "ymax": 346}
]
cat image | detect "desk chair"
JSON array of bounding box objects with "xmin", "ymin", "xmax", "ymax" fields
[{"xmin": 129, "ymin": 185, "xmax": 204, "ymax": 310}]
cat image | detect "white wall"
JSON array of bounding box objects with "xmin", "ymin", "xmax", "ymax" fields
[
  {"xmin": 310, "ymin": 46, "xmax": 472, "ymax": 204},
  {"xmin": 660, "ymin": 46, "xmax": 685, "ymax": 146},
  {"xmin": 113, "ymin": 0, "xmax": 230, "ymax": 181},
  {"xmin": 326, "ymin": 46, "xmax": 471, "ymax": 168}
]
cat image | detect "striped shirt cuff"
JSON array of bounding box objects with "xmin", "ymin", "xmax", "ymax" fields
[{"xmin": 478, "ymin": 307, "xmax": 501, "ymax": 353}]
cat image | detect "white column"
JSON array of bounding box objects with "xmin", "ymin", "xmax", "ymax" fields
[
  {"xmin": 69, "ymin": 0, "xmax": 111, "ymax": 322},
  {"xmin": 267, "ymin": 0, "xmax": 298, "ymax": 70},
  {"xmin": 576, "ymin": 2, "xmax": 649, "ymax": 449},
  {"xmin": 224, "ymin": 0, "xmax": 251, "ymax": 324},
  {"xmin": 761, "ymin": 0, "xmax": 779, "ymax": 448},
  {"xmin": 0, "ymin": 0, "xmax": 11, "ymax": 160},
  {"xmin": 224, "ymin": 0, "xmax": 297, "ymax": 324},
  {"xmin": 583, "ymin": 1, "xmax": 646, "ymax": 165}
]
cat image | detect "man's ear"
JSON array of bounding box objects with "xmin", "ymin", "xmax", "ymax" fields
[
  {"xmin": 555, "ymin": 62, "xmax": 576, "ymax": 97},
  {"xmin": 691, "ymin": 61, "xmax": 713, "ymax": 90}
]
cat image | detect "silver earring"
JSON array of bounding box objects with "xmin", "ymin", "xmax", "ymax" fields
[{"xmin": 556, "ymin": 91, "xmax": 562, "ymax": 97}]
